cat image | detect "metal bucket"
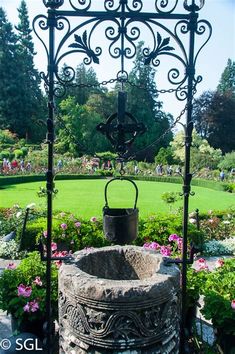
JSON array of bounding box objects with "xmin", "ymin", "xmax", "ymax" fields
[{"xmin": 103, "ymin": 177, "xmax": 139, "ymax": 245}]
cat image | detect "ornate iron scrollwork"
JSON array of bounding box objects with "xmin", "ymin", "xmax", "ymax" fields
[{"xmin": 97, "ymin": 91, "xmax": 146, "ymax": 155}]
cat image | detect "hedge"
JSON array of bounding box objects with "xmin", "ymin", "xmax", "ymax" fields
[{"xmin": 0, "ymin": 174, "xmax": 225, "ymax": 192}]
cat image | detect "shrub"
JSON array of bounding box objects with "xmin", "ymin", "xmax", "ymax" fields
[
  {"xmin": 21, "ymin": 147, "xmax": 28, "ymax": 157},
  {"xmin": 0, "ymin": 150, "xmax": 10, "ymax": 160},
  {"xmin": 203, "ymin": 237, "xmax": 235, "ymax": 256},
  {"xmin": 202, "ymin": 258, "xmax": 235, "ymax": 337},
  {"xmin": 0, "ymin": 240, "xmax": 26, "ymax": 259},
  {"xmin": 0, "ymin": 252, "xmax": 58, "ymax": 329},
  {"xmin": 13, "ymin": 149, "xmax": 24, "ymax": 159},
  {"xmin": 222, "ymin": 183, "xmax": 235, "ymax": 193}
]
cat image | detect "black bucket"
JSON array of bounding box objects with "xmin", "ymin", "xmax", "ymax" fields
[{"xmin": 103, "ymin": 177, "xmax": 139, "ymax": 245}]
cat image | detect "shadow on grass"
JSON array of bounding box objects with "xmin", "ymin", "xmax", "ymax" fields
[{"xmin": 0, "ymin": 185, "xmax": 16, "ymax": 190}]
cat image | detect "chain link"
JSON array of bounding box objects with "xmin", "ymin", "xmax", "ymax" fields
[
  {"xmin": 43, "ymin": 74, "xmax": 198, "ymax": 160},
  {"xmin": 126, "ymin": 85, "xmax": 198, "ymax": 160}
]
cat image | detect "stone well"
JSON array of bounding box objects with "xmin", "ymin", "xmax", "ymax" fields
[{"xmin": 59, "ymin": 246, "xmax": 181, "ymax": 354}]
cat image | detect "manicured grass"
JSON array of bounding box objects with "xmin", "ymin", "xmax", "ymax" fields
[{"xmin": 0, "ymin": 179, "xmax": 234, "ymax": 218}]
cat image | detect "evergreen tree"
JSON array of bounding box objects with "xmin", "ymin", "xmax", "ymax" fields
[
  {"xmin": 15, "ymin": 0, "xmax": 46, "ymax": 142},
  {"xmin": 0, "ymin": 8, "xmax": 19, "ymax": 131},
  {"xmin": 126, "ymin": 41, "xmax": 173, "ymax": 161},
  {"xmin": 217, "ymin": 58, "xmax": 235, "ymax": 94}
]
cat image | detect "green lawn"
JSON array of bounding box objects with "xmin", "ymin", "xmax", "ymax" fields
[{"xmin": 0, "ymin": 179, "xmax": 234, "ymax": 218}]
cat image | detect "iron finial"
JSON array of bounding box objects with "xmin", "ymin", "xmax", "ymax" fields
[
  {"xmin": 183, "ymin": 0, "xmax": 205, "ymax": 12},
  {"xmin": 43, "ymin": 0, "xmax": 64, "ymax": 9}
]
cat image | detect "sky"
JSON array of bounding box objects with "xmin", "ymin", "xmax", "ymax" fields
[{"xmin": 1, "ymin": 0, "xmax": 235, "ymax": 120}]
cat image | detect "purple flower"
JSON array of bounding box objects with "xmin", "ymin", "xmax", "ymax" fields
[
  {"xmin": 30, "ymin": 300, "xmax": 40, "ymax": 312},
  {"xmin": 160, "ymin": 246, "xmax": 172, "ymax": 257},
  {"xmin": 143, "ymin": 243, "xmax": 150, "ymax": 249},
  {"xmin": 149, "ymin": 242, "xmax": 160, "ymax": 250},
  {"xmin": 168, "ymin": 234, "xmax": 179, "ymax": 242},
  {"xmin": 23, "ymin": 303, "xmax": 31, "ymax": 312},
  {"xmin": 23, "ymin": 300, "xmax": 39, "ymax": 313},
  {"xmin": 60, "ymin": 223, "xmax": 67, "ymax": 230},
  {"xmin": 17, "ymin": 284, "xmax": 32, "ymax": 298},
  {"xmin": 74, "ymin": 221, "xmax": 81, "ymax": 228}
]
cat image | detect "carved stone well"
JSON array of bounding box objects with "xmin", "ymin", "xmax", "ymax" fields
[{"xmin": 59, "ymin": 245, "xmax": 181, "ymax": 354}]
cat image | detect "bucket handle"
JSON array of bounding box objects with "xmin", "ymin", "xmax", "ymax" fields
[{"xmin": 104, "ymin": 177, "xmax": 138, "ymax": 209}]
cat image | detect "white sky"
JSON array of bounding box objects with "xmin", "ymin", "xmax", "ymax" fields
[{"xmin": 1, "ymin": 0, "xmax": 235, "ymax": 120}]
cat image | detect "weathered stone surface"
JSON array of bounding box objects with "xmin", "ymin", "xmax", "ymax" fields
[{"xmin": 59, "ymin": 246, "xmax": 181, "ymax": 353}]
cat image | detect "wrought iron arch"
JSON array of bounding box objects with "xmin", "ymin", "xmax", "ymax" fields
[{"xmin": 33, "ymin": 1, "xmax": 212, "ymax": 353}]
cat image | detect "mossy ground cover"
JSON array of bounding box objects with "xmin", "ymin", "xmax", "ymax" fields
[{"xmin": 0, "ymin": 179, "xmax": 234, "ymax": 218}]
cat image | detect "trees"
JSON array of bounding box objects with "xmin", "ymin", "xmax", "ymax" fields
[
  {"xmin": 217, "ymin": 58, "xmax": 235, "ymax": 95},
  {"xmin": 15, "ymin": 0, "xmax": 46, "ymax": 142},
  {"xmin": 193, "ymin": 90, "xmax": 235, "ymax": 153},
  {"xmin": 0, "ymin": 8, "xmax": 19, "ymax": 132},
  {"xmin": 0, "ymin": 2, "xmax": 46, "ymax": 143},
  {"xmin": 170, "ymin": 130, "xmax": 222, "ymax": 170},
  {"xmin": 193, "ymin": 60, "xmax": 235, "ymax": 153},
  {"xmin": 126, "ymin": 42, "xmax": 173, "ymax": 161}
]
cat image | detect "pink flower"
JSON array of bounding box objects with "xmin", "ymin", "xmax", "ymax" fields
[
  {"xmin": 23, "ymin": 300, "xmax": 39, "ymax": 313},
  {"xmin": 143, "ymin": 243, "xmax": 150, "ymax": 249},
  {"xmin": 23, "ymin": 303, "xmax": 31, "ymax": 312},
  {"xmin": 30, "ymin": 300, "xmax": 40, "ymax": 312},
  {"xmin": 17, "ymin": 284, "xmax": 32, "ymax": 298},
  {"xmin": 60, "ymin": 223, "xmax": 67, "ymax": 230},
  {"xmin": 90, "ymin": 217, "xmax": 97, "ymax": 222},
  {"xmin": 168, "ymin": 234, "xmax": 179, "ymax": 242},
  {"xmin": 160, "ymin": 246, "xmax": 172, "ymax": 257},
  {"xmin": 196, "ymin": 258, "xmax": 209, "ymax": 271},
  {"xmin": 231, "ymin": 300, "xmax": 235, "ymax": 310},
  {"xmin": 176, "ymin": 238, "xmax": 183, "ymax": 250},
  {"xmin": 33, "ymin": 276, "xmax": 42, "ymax": 286},
  {"xmin": 149, "ymin": 242, "xmax": 160, "ymax": 250},
  {"xmin": 51, "ymin": 242, "xmax": 57, "ymax": 251},
  {"xmin": 215, "ymin": 258, "xmax": 225, "ymax": 268},
  {"xmin": 74, "ymin": 221, "xmax": 81, "ymax": 228},
  {"xmin": 43, "ymin": 230, "xmax": 47, "ymax": 238},
  {"xmin": 6, "ymin": 262, "xmax": 16, "ymax": 270}
]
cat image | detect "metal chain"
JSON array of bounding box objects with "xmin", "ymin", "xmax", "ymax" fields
[
  {"xmin": 126, "ymin": 80, "xmax": 189, "ymax": 95},
  {"xmin": 126, "ymin": 85, "xmax": 198, "ymax": 160}
]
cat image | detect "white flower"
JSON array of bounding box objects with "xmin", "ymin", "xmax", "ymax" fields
[
  {"xmin": 16, "ymin": 212, "xmax": 22, "ymax": 218},
  {"xmin": 189, "ymin": 218, "xmax": 196, "ymax": 224},
  {"xmin": 26, "ymin": 203, "xmax": 36, "ymax": 209},
  {"xmin": 223, "ymin": 221, "xmax": 230, "ymax": 225}
]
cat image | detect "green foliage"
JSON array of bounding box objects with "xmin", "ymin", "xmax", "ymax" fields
[
  {"xmin": 16, "ymin": 217, "xmax": 46, "ymax": 251},
  {"xmin": 0, "ymin": 252, "xmax": 58, "ymax": 326},
  {"xmin": 218, "ymin": 151, "xmax": 235, "ymax": 171},
  {"xmin": 155, "ymin": 146, "xmax": 177, "ymax": 165},
  {"xmin": 13, "ymin": 149, "xmax": 23, "ymax": 159},
  {"xmin": 193, "ymin": 90, "xmax": 235, "ymax": 153},
  {"xmin": 161, "ymin": 191, "xmax": 181, "ymax": 205},
  {"xmin": 95, "ymin": 151, "xmax": 118, "ymax": 161},
  {"xmin": 217, "ymin": 58, "xmax": 235, "ymax": 95},
  {"xmin": 202, "ymin": 258, "xmax": 235, "ymax": 336},
  {"xmin": 222, "ymin": 183, "xmax": 235, "ymax": 193},
  {"xmin": 0, "ymin": 150, "xmax": 10, "ymax": 159},
  {"xmin": 170, "ymin": 129, "xmax": 222, "ymax": 169},
  {"xmin": 0, "ymin": 130, "xmax": 17, "ymax": 144}
]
